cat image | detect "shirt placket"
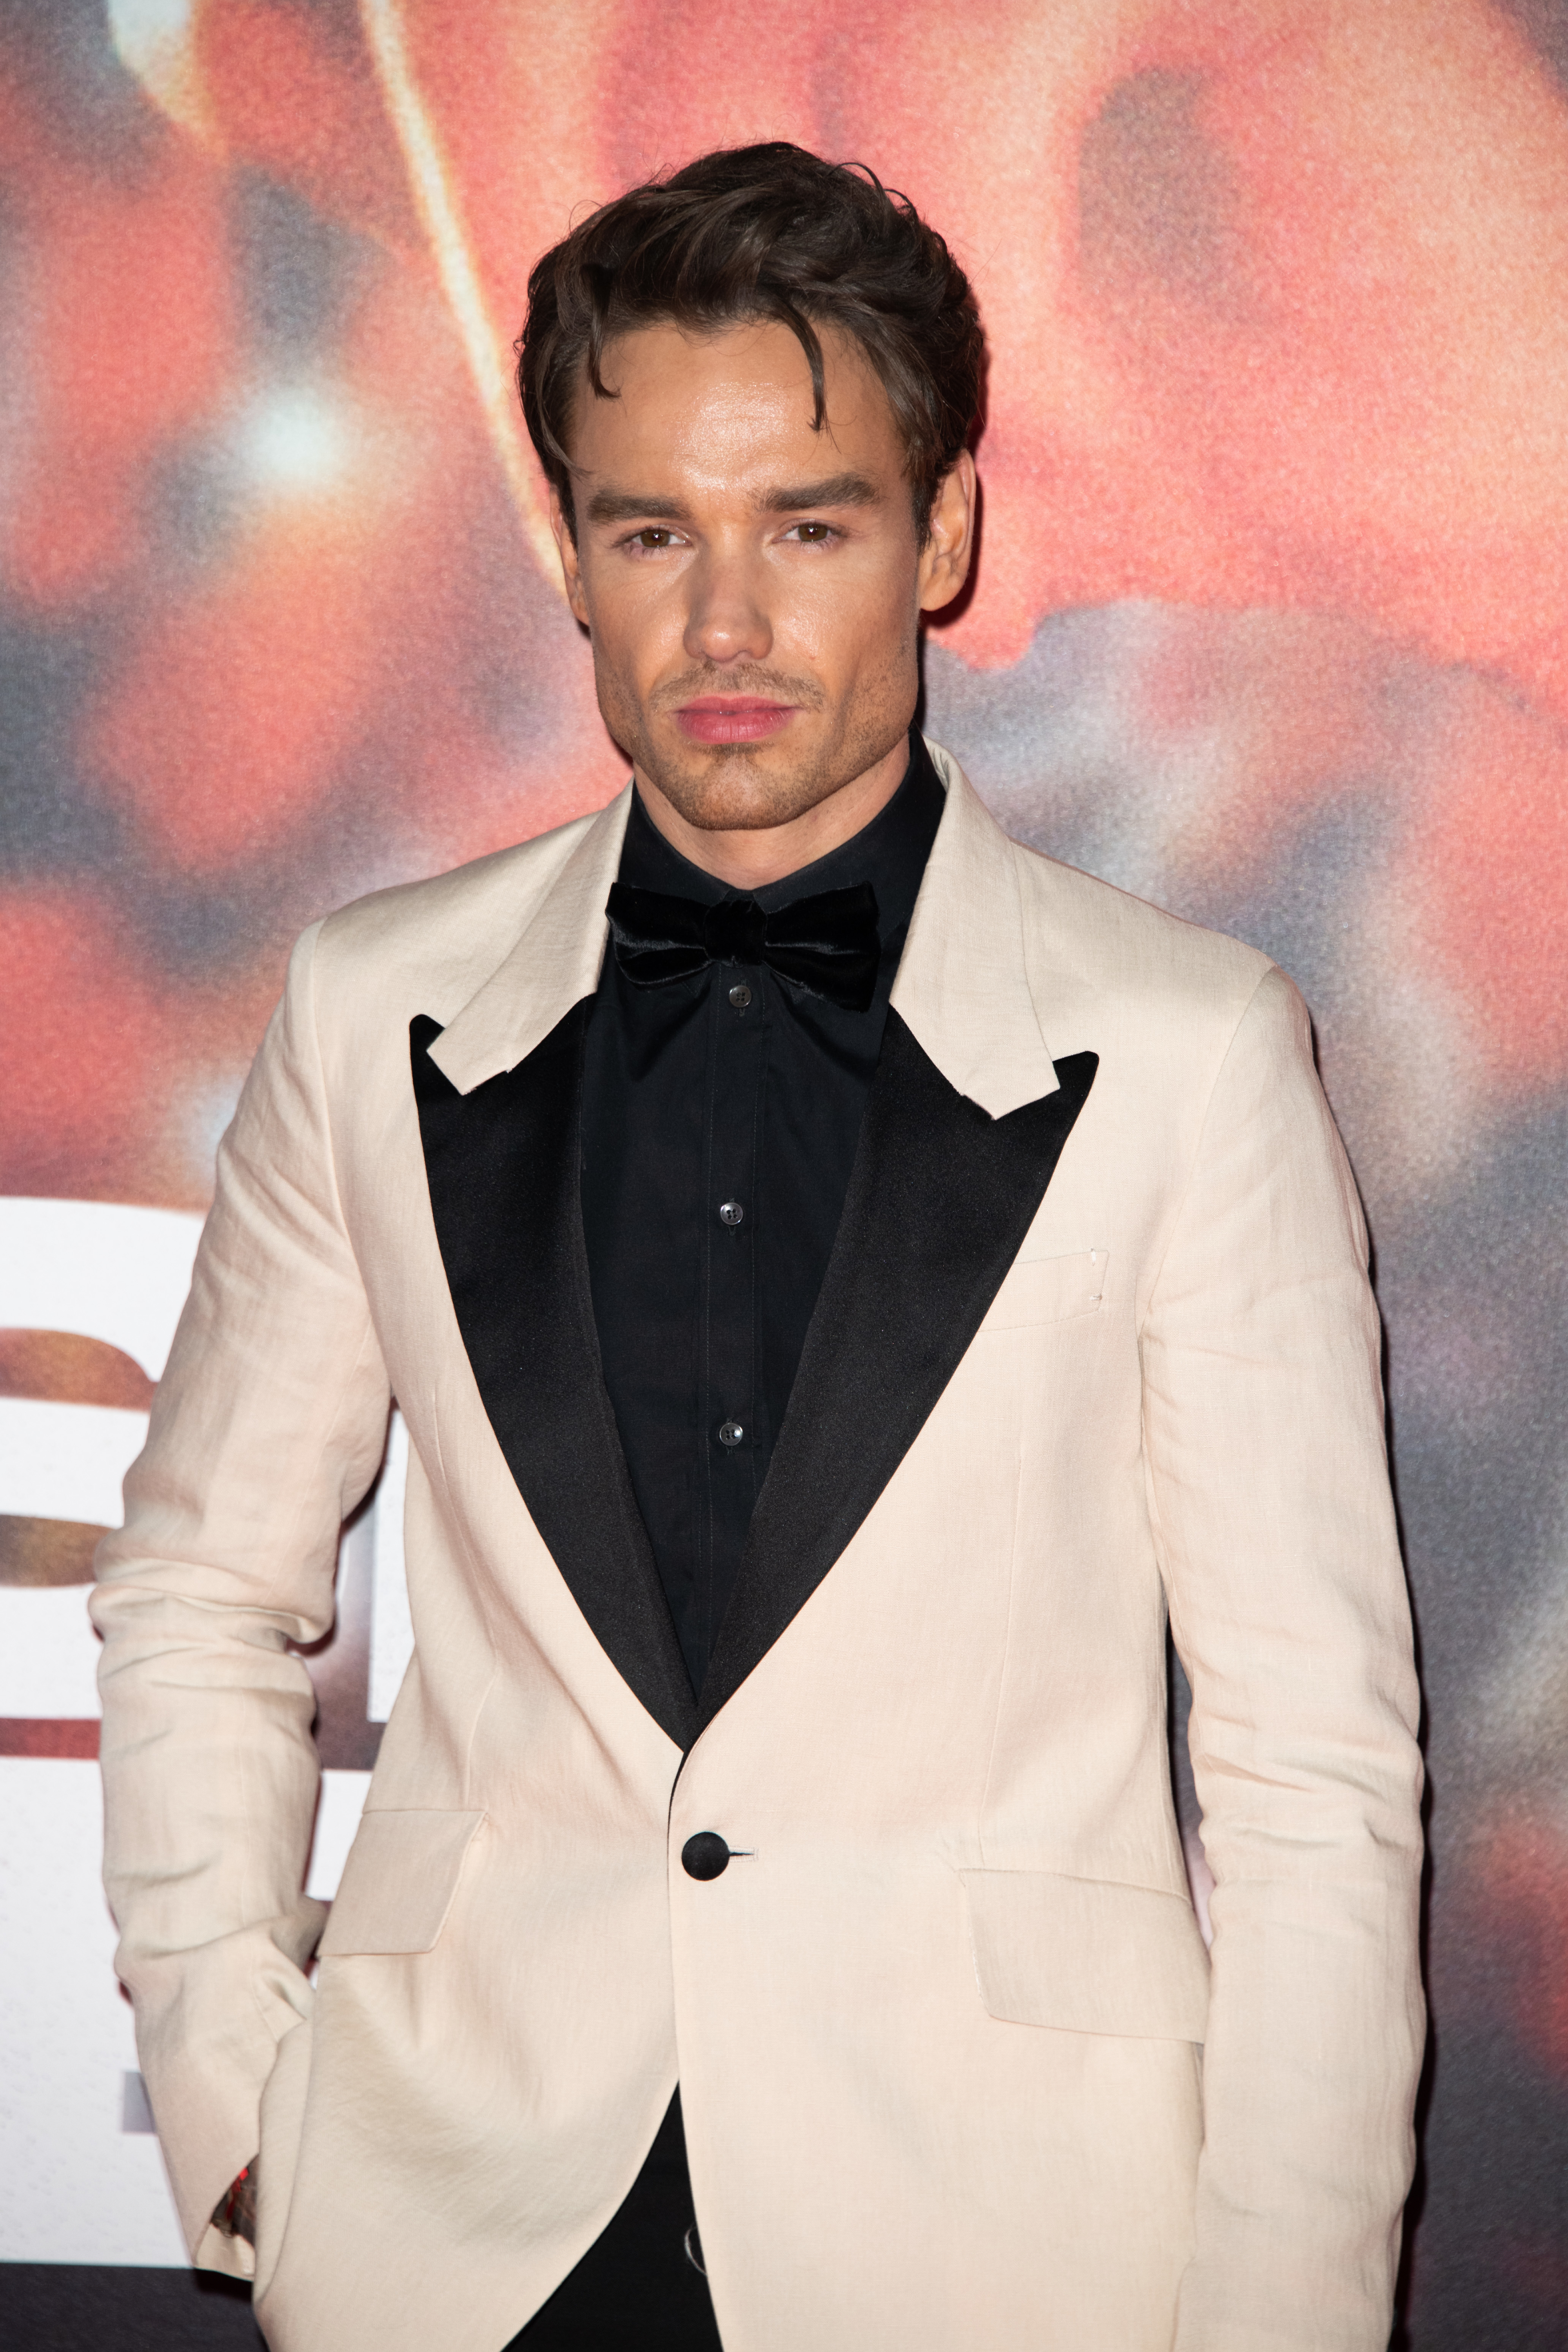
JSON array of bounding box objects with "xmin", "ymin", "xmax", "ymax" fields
[{"xmin": 697, "ymin": 956, "xmax": 768, "ymax": 1666}]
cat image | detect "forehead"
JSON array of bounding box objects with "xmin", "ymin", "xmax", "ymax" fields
[{"xmin": 567, "ymin": 317, "xmax": 902, "ymax": 493}]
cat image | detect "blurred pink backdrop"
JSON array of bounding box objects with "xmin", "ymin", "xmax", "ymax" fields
[{"xmin": 1, "ymin": 3, "xmax": 1564, "ymax": 2338}]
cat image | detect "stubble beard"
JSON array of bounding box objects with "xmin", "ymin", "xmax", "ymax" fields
[{"xmin": 594, "ymin": 656, "xmax": 915, "ymax": 835}]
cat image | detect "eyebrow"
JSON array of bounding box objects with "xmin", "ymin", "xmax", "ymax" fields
[
  {"xmin": 757, "ymin": 472, "xmax": 882, "ymax": 513},
  {"xmin": 583, "ymin": 470, "xmax": 883, "ymax": 526},
  {"xmin": 585, "ymin": 489, "xmax": 692, "ymax": 524}
]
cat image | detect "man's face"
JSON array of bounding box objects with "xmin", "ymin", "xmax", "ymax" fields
[{"xmin": 551, "ymin": 318, "xmax": 973, "ymax": 833}]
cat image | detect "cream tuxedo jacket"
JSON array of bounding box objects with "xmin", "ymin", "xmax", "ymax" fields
[{"xmin": 94, "ymin": 744, "xmax": 1424, "ymax": 2352}]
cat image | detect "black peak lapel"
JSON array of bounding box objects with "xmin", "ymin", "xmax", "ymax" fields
[
  {"xmin": 410, "ymin": 1011, "xmax": 699, "ymax": 1751},
  {"xmin": 697, "ymin": 1014, "xmax": 1098, "ymax": 1729}
]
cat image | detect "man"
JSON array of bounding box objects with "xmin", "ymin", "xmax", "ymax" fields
[{"xmin": 94, "ymin": 144, "xmax": 1424, "ymax": 2351}]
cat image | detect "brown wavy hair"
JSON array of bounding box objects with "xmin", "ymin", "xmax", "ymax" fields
[{"xmin": 518, "ymin": 142, "xmax": 984, "ymax": 543}]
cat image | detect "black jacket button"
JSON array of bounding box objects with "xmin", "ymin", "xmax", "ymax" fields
[{"xmin": 681, "ymin": 1831, "xmax": 731, "ymax": 1880}]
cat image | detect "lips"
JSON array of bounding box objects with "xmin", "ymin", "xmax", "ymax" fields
[{"xmin": 675, "ymin": 698, "xmax": 795, "ymax": 744}]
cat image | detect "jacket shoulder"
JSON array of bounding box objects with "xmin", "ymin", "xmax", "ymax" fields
[
  {"xmin": 307, "ymin": 804, "xmax": 608, "ymax": 1005},
  {"xmin": 1011, "ymin": 836, "xmax": 1275, "ymax": 1032}
]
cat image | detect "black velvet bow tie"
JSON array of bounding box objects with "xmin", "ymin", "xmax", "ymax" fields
[{"xmin": 605, "ymin": 880, "xmax": 882, "ymax": 1012}]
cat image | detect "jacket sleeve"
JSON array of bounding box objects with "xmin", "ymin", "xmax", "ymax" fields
[
  {"xmin": 91, "ymin": 920, "xmax": 392, "ymax": 2277},
  {"xmin": 1140, "ymin": 964, "xmax": 1425, "ymax": 2352}
]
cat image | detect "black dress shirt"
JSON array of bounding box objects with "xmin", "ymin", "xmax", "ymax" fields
[{"xmin": 579, "ymin": 730, "xmax": 944, "ymax": 1698}]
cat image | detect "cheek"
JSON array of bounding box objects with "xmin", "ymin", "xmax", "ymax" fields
[
  {"xmin": 785, "ymin": 560, "xmax": 915, "ymax": 675},
  {"xmin": 582, "ymin": 573, "xmax": 681, "ymax": 679}
]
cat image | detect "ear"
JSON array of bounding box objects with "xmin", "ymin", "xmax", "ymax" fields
[
  {"xmin": 916, "ymin": 452, "xmax": 977, "ymax": 615},
  {"xmin": 550, "ymin": 486, "xmax": 590, "ymax": 628}
]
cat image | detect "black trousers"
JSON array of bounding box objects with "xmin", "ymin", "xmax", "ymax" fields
[{"xmin": 504, "ymin": 2091, "xmax": 723, "ymax": 2350}]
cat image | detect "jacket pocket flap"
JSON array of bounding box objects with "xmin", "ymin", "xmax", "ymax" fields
[
  {"xmin": 319, "ymin": 1809, "xmax": 486, "ymax": 1956},
  {"xmin": 979, "ymin": 1249, "xmax": 1109, "ymax": 1333},
  {"xmin": 961, "ymin": 1868, "xmax": 1209, "ymax": 2042}
]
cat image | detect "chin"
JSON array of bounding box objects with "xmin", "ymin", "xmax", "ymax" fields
[{"xmin": 648, "ymin": 744, "xmax": 834, "ymax": 834}]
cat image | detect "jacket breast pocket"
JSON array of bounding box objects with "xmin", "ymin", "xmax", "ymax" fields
[
  {"xmin": 978, "ymin": 1247, "xmax": 1109, "ymax": 1335},
  {"xmin": 960, "ymin": 1867, "xmax": 1209, "ymax": 2043},
  {"xmin": 318, "ymin": 1808, "xmax": 486, "ymax": 1957}
]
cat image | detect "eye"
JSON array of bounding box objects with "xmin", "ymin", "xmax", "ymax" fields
[
  {"xmin": 785, "ymin": 521, "xmax": 839, "ymax": 545},
  {"xmin": 629, "ymin": 527, "xmax": 678, "ymax": 550}
]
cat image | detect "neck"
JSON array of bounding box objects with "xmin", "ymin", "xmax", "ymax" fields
[{"xmin": 632, "ymin": 735, "xmax": 911, "ymax": 890}]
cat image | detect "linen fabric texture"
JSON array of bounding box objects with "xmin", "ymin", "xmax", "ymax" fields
[{"xmin": 92, "ymin": 743, "xmax": 1425, "ymax": 2352}]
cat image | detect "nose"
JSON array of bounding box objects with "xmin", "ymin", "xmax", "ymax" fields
[{"xmin": 682, "ymin": 545, "xmax": 773, "ymax": 667}]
